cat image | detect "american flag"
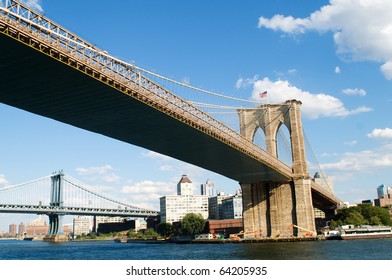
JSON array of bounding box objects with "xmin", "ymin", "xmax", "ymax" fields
[{"xmin": 259, "ymin": 91, "xmax": 267, "ymax": 98}]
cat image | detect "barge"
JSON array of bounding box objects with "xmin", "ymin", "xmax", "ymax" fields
[{"xmin": 338, "ymin": 225, "xmax": 392, "ymax": 240}]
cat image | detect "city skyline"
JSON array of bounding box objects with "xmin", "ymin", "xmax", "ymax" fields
[{"xmin": 2, "ymin": 0, "xmax": 392, "ymax": 230}]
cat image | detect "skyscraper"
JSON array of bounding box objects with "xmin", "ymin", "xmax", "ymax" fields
[
  {"xmin": 9, "ymin": 224, "xmax": 17, "ymax": 236},
  {"xmin": 377, "ymin": 184, "xmax": 386, "ymax": 199},
  {"xmin": 200, "ymin": 179, "xmax": 219, "ymax": 197}
]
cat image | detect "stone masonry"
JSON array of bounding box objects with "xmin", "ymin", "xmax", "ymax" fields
[{"xmin": 238, "ymin": 100, "xmax": 315, "ymax": 238}]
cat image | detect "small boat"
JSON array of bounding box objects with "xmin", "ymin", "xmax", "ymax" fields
[
  {"xmin": 23, "ymin": 237, "xmax": 34, "ymax": 241},
  {"xmin": 338, "ymin": 225, "xmax": 392, "ymax": 240},
  {"xmin": 113, "ymin": 236, "xmax": 127, "ymax": 243},
  {"xmin": 321, "ymin": 229, "xmax": 341, "ymax": 240}
]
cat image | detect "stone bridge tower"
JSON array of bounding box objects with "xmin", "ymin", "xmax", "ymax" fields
[{"xmin": 237, "ymin": 100, "xmax": 315, "ymax": 238}]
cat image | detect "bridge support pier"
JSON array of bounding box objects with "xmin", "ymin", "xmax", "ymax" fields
[
  {"xmin": 47, "ymin": 214, "xmax": 64, "ymax": 235},
  {"xmin": 43, "ymin": 171, "xmax": 68, "ymax": 242},
  {"xmin": 238, "ymin": 100, "xmax": 316, "ymax": 238},
  {"xmin": 241, "ymin": 179, "xmax": 315, "ymax": 238}
]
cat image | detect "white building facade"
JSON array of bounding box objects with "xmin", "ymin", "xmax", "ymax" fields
[
  {"xmin": 73, "ymin": 216, "xmax": 92, "ymax": 236},
  {"xmin": 160, "ymin": 175, "xmax": 209, "ymax": 223}
]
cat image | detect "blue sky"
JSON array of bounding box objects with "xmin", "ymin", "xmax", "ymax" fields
[{"xmin": 2, "ymin": 0, "xmax": 392, "ymax": 231}]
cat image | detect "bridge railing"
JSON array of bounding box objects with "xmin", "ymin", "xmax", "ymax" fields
[{"xmin": 0, "ymin": 0, "xmax": 293, "ymax": 177}]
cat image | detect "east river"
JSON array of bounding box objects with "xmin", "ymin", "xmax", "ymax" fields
[{"xmin": 1, "ymin": 238, "xmax": 392, "ymax": 260}]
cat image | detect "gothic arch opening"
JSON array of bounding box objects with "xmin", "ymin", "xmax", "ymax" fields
[
  {"xmin": 275, "ymin": 123, "xmax": 293, "ymax": 166},
  {"xmin": 252, "ymin": 127, "xmax": 267, "ymax": 151}
]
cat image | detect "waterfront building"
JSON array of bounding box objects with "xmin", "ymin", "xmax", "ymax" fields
[
  {"xmin": 18, "ymin": 222, "xmax": 25, "ymax": 237},
  {"xmin": 73, "ymin": 216, "xmax": 93, "ymax": 236},
  {"xmin": 9, "ymin": 224, "xmax": 16, "ymax": 236},
  {"xmin": 204, "ymin": 219, "xmax": 243, "ymax": 236},
  {"xmin": 97, "ymin": 219, "xmax": 135, "ymax": 234},
  {"xmin": 377, "ymin": 184, "xmax": 392, "ymax": 199},
  {"xmin": 208, "ymin": 193, "xmax": 232, "ymax": 219},
  {"xmin": 63, "ymin": 224, "xmax": 73, "ymax": 236},
  {"xmin": 160, "ymin": 175, "xmax": 209, "ymax": 223},
  {"xmin": 375, "ymin": 198, "xmax": 392, "ymax": 207},
  {"xmin": 338, "ymin": 202, "xmax": 357, "ymax": 208},
  {"xmin": 221, "ymin": 195, "xmax": 243, "ymax": 219},
  {"xmin": 96, "ymin": 218, "xmax": 146, "ymax": 234},
  {"xmin": 134, "ymin": 219, "xmax": 147, "ymax": 231},
  {"xmin": 146, "ymin": 215, "xmax": 161, "ymax": 231},
  {"xmin": 200, "ymin": 179, "xmax": 219, "ymax": 197},
  {"xmin": 25, "ymin": 216, "xmax": 49, "ymax": 237},
  {"xmin": 375, "ymin": 184, "xmax": 392, "ymax": 207},
  {"xmin": 93, "ymin": 216, "xmax": 125, "ymax": 232}
]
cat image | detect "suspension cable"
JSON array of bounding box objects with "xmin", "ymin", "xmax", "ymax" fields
[{"xmin": 302, "ymin": 128, "xmax": 334, "ymax": 193}]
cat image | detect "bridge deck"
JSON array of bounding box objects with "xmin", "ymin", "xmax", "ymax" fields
[{"xmin": 0, "ymin": 22, "xmax": 290, "ymax": 184}]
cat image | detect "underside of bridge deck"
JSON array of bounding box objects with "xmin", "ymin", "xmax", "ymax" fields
[{"xmin": 0, "ymin": 32, "xmax": 290, "ymax": 184}]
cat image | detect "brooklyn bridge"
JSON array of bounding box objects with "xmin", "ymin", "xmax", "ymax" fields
[{"xmin": 0, "ymin": 0, "xmax": 340, "ymax": 239}]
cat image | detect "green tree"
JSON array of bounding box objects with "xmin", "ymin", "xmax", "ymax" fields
[
  {"xmin": 157, "ymin": 223, "xmax": 174, "ymax": 238},
  {"xmin": 181, "ymin": 213, "xmax": 206, "ymax": 237},
  {"xmin": 332, "ymin": 204, "xmax": 392, "ymax": 226},
  {"xmin": 343, "ymin": 210, "xmax": 366, "ymax": 226},
  {"xmin": 328, "ymin": 220, "xmax": 338, "ymax": 230},
  {"xmin": 143, "ymin": 228, "xmax": 159, "ymax": 239},
  {"xmin": 369, "ymin": 216, "xmax": 382, "ymax": 225}
]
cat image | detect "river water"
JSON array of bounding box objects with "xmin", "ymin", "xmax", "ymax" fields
[{"xmin": 1, "ymin": 238, "xmax": 392, "ymax": 260}]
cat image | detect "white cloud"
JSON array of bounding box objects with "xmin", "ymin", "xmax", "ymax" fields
[
  {"xmin": 122, "ymin": 180, "xmax": 176, "ymax": 210},
  {"xmin": 258, "ymin": 0, "xmax": 392, "ymax": 79},
  {"xmin": 342, "ymin": 88, "xmax": 366, "ymax": 96},
  {"xmin": 0, "ymin": 174, "xmax": 9, "ymax": 187},
  {"xmin": 321, "ymin": 150, "xmax": 388, "ymax": 172},
  {"xmin": 258, "ymin": 14, "xmax": 310, "ymax": 34},
  {"xmin": 235, "ymin": 76, "xmax": 258, "ymax": 90},
  {"xmin": 141, "ymin": 151, "xmax": 172, "ymax": 161},
  {"xmin": 344, "ymin": 140, "xmax": 358, "ymax": 146},
  {"xmin": 367, "ymin": 128, "xmax": 392, "ymax": 140},
  {"xmin": 21, "ymin": 0, "xmax": 43, "ymax": 12},
  {"xmin": 380, "ymin": 61, "xmax": 392, "ymax": 80},
  {"xmin": 160, "ymin": 165, "xmax": 174, "ymax": 171},
  {"xmin": 235, "ymin": 77, "xmax": 244, "ymax": 89},
  {"xmin": 288, "ymin": 69, "xmax": 297, "ymax": 75},
  {"xmin": 122, "ymin": 180, "xmax": 174, "ymax": 195},
  {"xmin": 76, "ymin": 165, "xmax": 114, "ymax": 176},
  {"xmin": 320, "ymin": 144, "xmax": 392, "ymax": 180},
  {"xmin": 75, "ymin": 165, "xmax": 120, "ymax": 183},
  {"xmin": 245, "ymin": 77, "xmax": 372, "ymax": 119},
  {"xmin": 335, "ymin": 66, "xmax": 341, "ymax": 74}
]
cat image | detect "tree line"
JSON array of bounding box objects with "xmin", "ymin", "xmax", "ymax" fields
[{"xmin": 329, "ymin": 204, "xmax": 392, "ymax": 229}]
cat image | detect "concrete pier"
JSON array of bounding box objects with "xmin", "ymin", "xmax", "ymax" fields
[{"xmin": 43, "ymin": 234, "xmax": 69, "ymax": 242}]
